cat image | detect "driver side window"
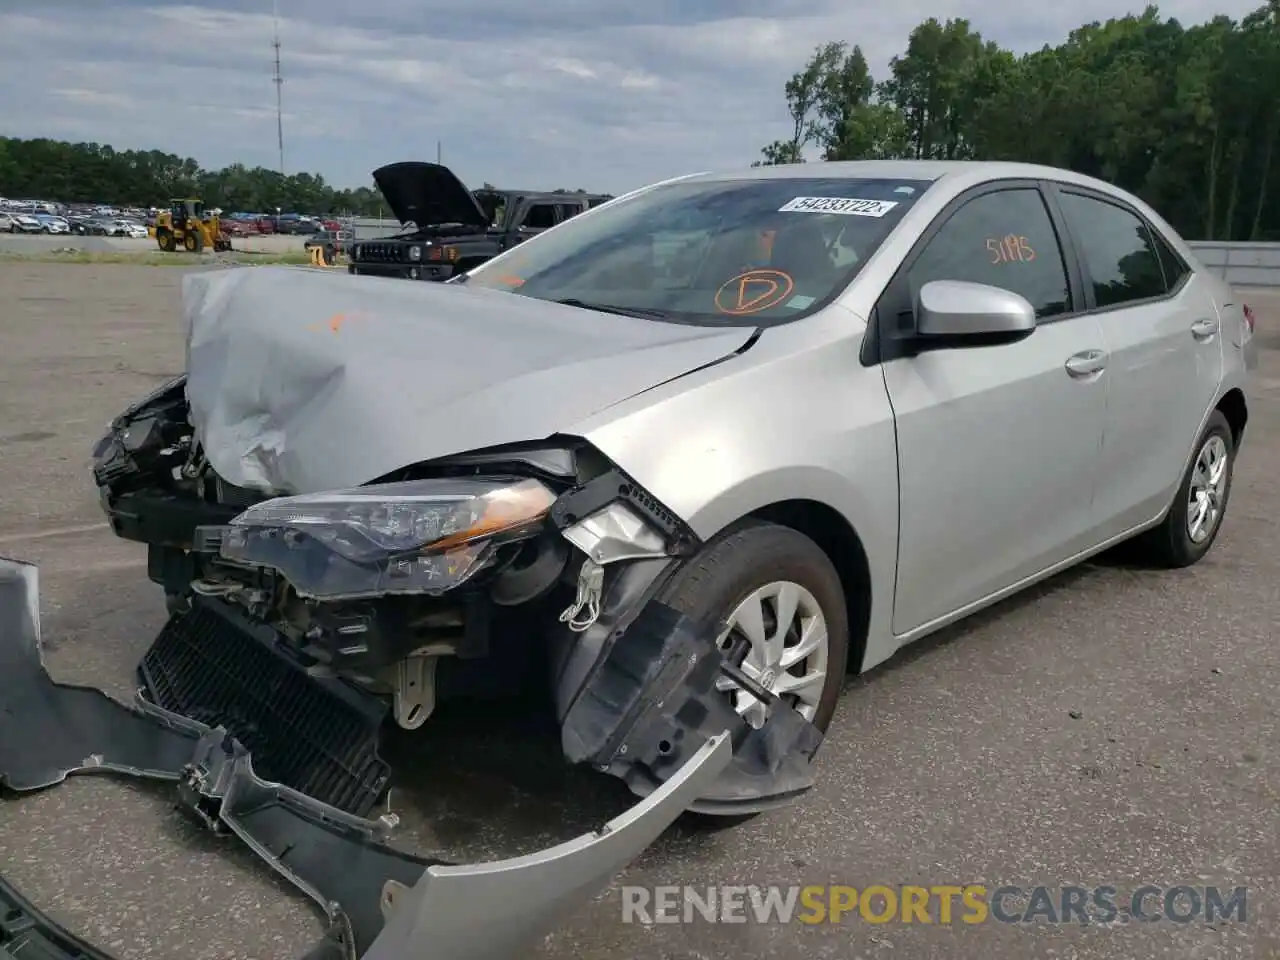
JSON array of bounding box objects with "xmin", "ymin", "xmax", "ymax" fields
[{"xmin": 908, "ymin": 188, "xmax": 1072, "ymax": 319}]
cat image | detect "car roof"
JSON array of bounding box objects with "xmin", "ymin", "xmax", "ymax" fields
[{"xmin": 682, "ymin": 159, "xmax": 1131, "ymax": 195}]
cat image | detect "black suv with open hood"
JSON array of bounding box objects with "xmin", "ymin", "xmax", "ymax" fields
[{"xmin": 348, "ymin": 161, "xmax": 611, "ymax": 281}]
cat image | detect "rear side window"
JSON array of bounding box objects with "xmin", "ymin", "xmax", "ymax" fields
[
  {"xmin": 555, "ymin": 203, "xmax": 584, "ymax": 223},
  {"xmin": 1056, "ymin": 192, "xmax": 1166, "ymax": 307},
  {"xmin": 907, "ymin": 188, "xmax": 1071, "ymax": 318},
  {"xmin": 1150, "ymin": 228, "xmax": 1189, "ymax": 291},
  {"xmin": 522, "ymin": 203, "xmax": 557, "ymax": 229}
]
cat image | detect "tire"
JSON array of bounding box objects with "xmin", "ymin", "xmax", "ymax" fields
[
  {"xmin": 1132, "ymin": 410, "xmax": 1235, "ymax": 568},
  {"xmin": 183, "ymin": 230, "xmax": 204, "ymax": 253},
  {"xmin": 659, "ymin": 520, "xmax": 850, "ymax": 736},
  {"xmin": 156, "ymin": 228, "xmax": 176, "ymax": 252}
]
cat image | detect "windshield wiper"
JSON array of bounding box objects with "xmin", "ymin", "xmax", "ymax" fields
[{"xmin": 554, "ymin": 298, "xmax": 672, "ymax": 320}]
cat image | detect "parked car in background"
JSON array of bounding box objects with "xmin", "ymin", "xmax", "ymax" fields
[
  {"xmin": 0, "ymin": 213, "xmax": 16, "ymax": 232},
  {"xmin": 9, "ymin": 214, "xmax": 44, "ymax": 233},
  {"xmin": 82, "ymin": 217, "xmax": 120, "ymax": 235},
  {"xmin": 275, "ymin": 215, "xmax": 321, "ymax": 235},
  {"xmin": 117, "ymin": 220, "xmax": 149, "ymax": 238},
  {"xmin": 303, "ymin": 227, "xmax": 354, "ymax": 264},
  {"xmin": 33, "ymin": 214, "xmax": 70, "ymax": 234}
]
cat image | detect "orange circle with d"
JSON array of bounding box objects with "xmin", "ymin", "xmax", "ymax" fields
[{"xmin": 714, "ymin": 270, "xmax": 795, "ymax": 315}]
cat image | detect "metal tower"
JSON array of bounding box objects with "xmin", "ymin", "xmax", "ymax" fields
[{"xmin": 272, "ymin": 0, "xmax": 285, "ymax": 177}]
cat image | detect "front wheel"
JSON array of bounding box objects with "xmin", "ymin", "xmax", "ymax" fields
[
  {"xmin": 1132, "ymin": 410, "xmax": 1235, "ymax": 567},
  {"xmin": 660, "ymin": 521, "xmax": 849, "ymax": 737}
]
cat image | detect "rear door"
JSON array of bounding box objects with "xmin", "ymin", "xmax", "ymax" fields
[
  {"xmin": 1049, "ymin": 186, "xmax": 1225, "ymax": 535},
  {"xmin": 876, "ymin": 182, "xmax": 1109, "ymax": 635}
]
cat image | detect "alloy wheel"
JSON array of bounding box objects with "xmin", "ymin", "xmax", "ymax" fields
[
  {"xmin": 714, "ymin": 580, "xmax": 829, "ymax": 728},
  {"xmin": 1187, "ymin": 434, "xmax": 1229, "ymax": 544}
]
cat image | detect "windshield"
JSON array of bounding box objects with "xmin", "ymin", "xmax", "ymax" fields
[{"xmin": 463, "ymin": 176, "xmax": 931, "ymax": 324}]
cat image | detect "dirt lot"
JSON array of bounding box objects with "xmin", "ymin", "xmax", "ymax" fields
[
  {"xmin": 0, "ymin": 233, "xmax": 308, "ymax": 256},
  {"xmin": 0, "ymin": 262, "xmax": 1278, "ymax": 960}
]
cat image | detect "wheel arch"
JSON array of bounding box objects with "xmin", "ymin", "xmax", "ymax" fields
[
  {"xmin": 743, "ymin": 499, "xmax": 873, "ymax": 678},
  {"xmin": 1216, "ymin": 387, "xmax": 1248, "ymax": 449}
]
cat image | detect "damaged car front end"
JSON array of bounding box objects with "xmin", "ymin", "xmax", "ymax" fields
[{"xmin": 4, "ymin": 229, "xmax": 834, "ymax": 952}]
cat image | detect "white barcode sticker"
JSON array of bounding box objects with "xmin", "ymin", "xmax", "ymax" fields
[{"xmin": 778, "ymin": 196, "xmax": 898, "ymax": 217}]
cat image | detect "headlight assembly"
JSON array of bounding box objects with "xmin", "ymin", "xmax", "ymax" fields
[
  {"xmin": 409, "ymin": 245, "xmax": 422, "ymax": 260},
  {"xmin": 216, "ymin": 477, "xmax": 556, "ymax": 599}
]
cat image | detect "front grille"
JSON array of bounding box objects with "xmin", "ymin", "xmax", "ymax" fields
[
  {"xmin": 139, "ymin": 600, "xmax": 392, "ymax": 817},
  {"xmin": 357, "ymin": 242, "xmax": 406, "ymax": 263}
]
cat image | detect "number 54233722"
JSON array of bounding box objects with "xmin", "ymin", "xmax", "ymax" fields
[{"xmin": 987, "ymin": 235, "xmax": 1036, "ymax": 264}]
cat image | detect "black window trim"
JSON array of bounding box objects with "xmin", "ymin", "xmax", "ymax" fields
[
  {"xmin": 861, "ymin": 178, "xmax": 1086, "ymax": 367},
  {"xmin": 1042, "ymin": 180, "xmax": 1191, "ymax": 314}
]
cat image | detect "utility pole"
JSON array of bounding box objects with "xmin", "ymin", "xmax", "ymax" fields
[
  {"xmin": 272, "ymin": 0, "xmax": 285, "ymax": 178},
  {"xmin": 437, "ymin": 140, "xmax": 442, "ymax": 164}
]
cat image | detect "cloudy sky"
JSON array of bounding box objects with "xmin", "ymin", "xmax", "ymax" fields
[{"xmin": 0, "ymin": 0, "xmax": 1263, "ymax": 195}]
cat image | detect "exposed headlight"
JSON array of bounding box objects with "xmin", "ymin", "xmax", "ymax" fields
[
  {"xmin": 409, "ymin": 245, "xmax": 422, "ymax": 260},
  {"xmin": 217, "ymin": 477, "xmax": 556, "ymax": 599}
]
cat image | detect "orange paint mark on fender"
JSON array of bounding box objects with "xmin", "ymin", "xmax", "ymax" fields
[{"xmin": 308, "ymin": 310, "xmax": 374, "ymax": 333}]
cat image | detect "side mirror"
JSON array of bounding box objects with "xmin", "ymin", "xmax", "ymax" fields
[{"xmin": 915, "ymin": 280, "xmax": 1037, "ymax": 340}]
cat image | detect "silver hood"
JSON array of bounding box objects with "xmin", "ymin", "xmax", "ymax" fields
[{"xmin": 181, "ymin": 267, "xmax": 753, "ymax": 493}]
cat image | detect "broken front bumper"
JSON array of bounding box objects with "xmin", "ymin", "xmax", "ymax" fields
[{"xmin": 0, "ymin": 557, "xmax": 732, "ymax": 960}]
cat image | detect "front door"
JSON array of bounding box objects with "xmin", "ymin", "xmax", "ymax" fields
[
  {"xmin": 880, "ymin": 184, "xmax": 1109, "ymax": 635},
  {"xmin": 1051, "ymin": 188, "xmax": 1226, "ymax": 535}
]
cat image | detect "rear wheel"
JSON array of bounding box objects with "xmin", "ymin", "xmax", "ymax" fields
[
  {"xmin": 156, "ymin": 228, "xmax": 176, "ymax": 252},
  {"xmin": 1132, "ymin": 410, "xmax": 1235, "ymax": 567}
]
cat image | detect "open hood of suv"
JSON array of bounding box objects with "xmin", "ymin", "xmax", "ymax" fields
[{"xmin": 371, "ymin": 161, "xmax": 490, "ymax": 229}]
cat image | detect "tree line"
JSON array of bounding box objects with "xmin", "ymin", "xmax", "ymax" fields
[
  {"xmin": 0, "ymin": 138, "xmax": 592, "ymax": 216},
  {"xmin": 757, "ymin": 3, "xmax": 1280, "ymax": 241}
]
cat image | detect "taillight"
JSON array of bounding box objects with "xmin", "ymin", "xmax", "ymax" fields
[{"xmin": 1242, "ymin": 303, "xmax": 1256, "ymax": 335}]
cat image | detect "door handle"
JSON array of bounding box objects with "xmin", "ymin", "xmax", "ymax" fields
[
  {"xmin": 1064, "ymin": 349, "xmax": 1107, "ymax": 378},
  {"xmin": 1191, "ymin": 318, "xmax": 1219, "ymax": 340}
]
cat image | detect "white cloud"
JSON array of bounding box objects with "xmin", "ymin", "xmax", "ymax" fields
[
  {"xmin": 0, "ymin": 0, "xmax": 1266, "ymax": 195},
  {"xmin": 51, "ymin": 89, "xmax": 137, "ymax": 110}
]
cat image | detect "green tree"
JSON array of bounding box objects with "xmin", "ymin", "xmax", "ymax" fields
[
  {"xmin": 758, "ymin": 2, "xmax": 1280, "ymax": 240},
  {"xmin": 0, "ymin": 139, "xmax": 590, "ymax": 217}
]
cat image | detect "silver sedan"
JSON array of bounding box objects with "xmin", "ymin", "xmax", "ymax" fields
[
  {"xmin": 93, "ymin": 159, "xmax": 1257, "ymax": 812},
  {"xmin": 456, "ymin": 159, "xmax": 1256, "ymax": 741},
  {"xmin": 4, "ymin": 159, "xmax": 1257, "ymax": 960}
]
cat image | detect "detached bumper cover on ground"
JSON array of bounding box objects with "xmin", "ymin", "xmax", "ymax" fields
[{"xmin": 0, "ymin": 557, "xmax": 733, "ymax": 960}]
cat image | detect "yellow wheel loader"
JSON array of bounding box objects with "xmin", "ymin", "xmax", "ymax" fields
[{"xmin": 154, "ymin": 198, "xmax": 232, "ymax": 253}]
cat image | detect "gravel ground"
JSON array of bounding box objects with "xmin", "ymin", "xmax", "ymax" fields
[
  {"xmin": 0, "ymin": 233, "xmax": 308, "ymax": 255},
  {"xmin": 0, "ymin": 262, "xmax": 1277, "ymax": 959}
]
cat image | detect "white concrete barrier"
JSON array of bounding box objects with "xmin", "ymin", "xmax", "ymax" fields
[{"xmin": 1188, "ymin": 242, "xmax": 1280, "ymax": 289}]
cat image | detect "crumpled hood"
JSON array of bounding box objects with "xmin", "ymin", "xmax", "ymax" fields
[
  {"xmin": 181, "ymin": 268, "xmax": 753, "ymax": 493},
  {"xmin": 371, "ymin": 161, "xmax": 489, "ymax": 228}
]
